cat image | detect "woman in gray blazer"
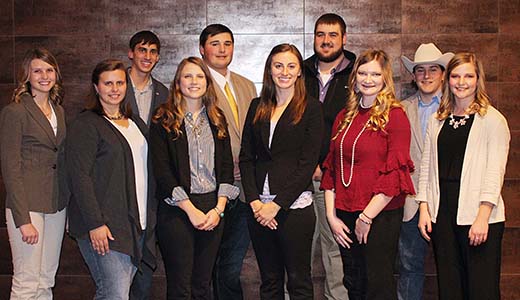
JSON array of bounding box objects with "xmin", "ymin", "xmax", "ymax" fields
[{"xmin": 0, "ymin": 48, "xmax": 68, "ymax": 299}]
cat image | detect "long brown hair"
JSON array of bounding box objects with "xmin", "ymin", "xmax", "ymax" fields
[
  {"xmin": 333, "ymin": 49, "xmax": 401, "ymax": 139},
  {"xmin": 85, "ymin": 59, "xmax": 132, "ymax": 118},
  {"xmin": 254, "ymin": 43, "xmax": 306, "ymax": 125},
  {"xmin": 436, "ymin": 52, "xmax": 490, "ymax": 120},
  {"xmin": 12, "ymin": 47, "xmax": 64, "ymax": 104},
  {"xmin": 152, "ymin": 57, "xmax": 227, "ymax": 139}
]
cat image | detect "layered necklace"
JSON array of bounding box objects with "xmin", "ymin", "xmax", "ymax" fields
[
  {"xmin": 339, "ymin": 117, "xmax": 369, "ymax": 188},
  {"xmin": 448, "ymin": 113, "xmax": 469, "ymax": 129}
]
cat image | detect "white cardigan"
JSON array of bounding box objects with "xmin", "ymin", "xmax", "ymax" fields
[{"xmin": 415, "ymin": 106, "xmax": 510, "ymax": 225}]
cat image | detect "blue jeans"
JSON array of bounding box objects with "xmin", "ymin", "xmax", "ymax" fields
[
  {"xmin": 397, "ymin": 211, "xmax": 428, "ymax": 300},
  {"xmin": 213, "ymin": 199, "xmax": 251, "ymax": 300},
  {"xmin": 77, "ymin": 238, "xmax": 137, "ymax": 300}
]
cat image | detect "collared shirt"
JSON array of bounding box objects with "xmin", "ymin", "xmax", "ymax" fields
[
  {"xmin": 315, "ymin": 54, "xmax": 349, "ymax": 103},
  {"xmin": 129, "ymin": 70, "xmax": 153, "ymax": 123},
  {"xmin": 418, "ymin": 93, "xmax": 441, "ymax": 137},
  {"xmin": 208, "ymin": 66, "xmax": 238, "ymax": 105},
  {"xmin": 166, "ymin": 107, "xmax": 239, "ymax": 205}
]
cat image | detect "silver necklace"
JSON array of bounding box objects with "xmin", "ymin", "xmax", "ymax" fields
[
  {"xmin": 448, "ymin": 113, "xmax": 469, "ymax": 129},
  {"xmin": 339, "ymin": 118, "xmax": 369, "ymax": 188}
]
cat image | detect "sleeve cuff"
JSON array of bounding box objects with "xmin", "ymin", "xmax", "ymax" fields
[
  {"xmin": 164, "ymin": 186, "xmax": 189, "ymax": 206},
  {"xmin": 218, "ymin": 183, "xmax": 240, "ymax": 201}
]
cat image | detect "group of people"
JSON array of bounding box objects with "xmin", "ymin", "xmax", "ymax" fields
[{"xmin": 1, "ymin": 12, "xmax": 510, "ymax": 300}]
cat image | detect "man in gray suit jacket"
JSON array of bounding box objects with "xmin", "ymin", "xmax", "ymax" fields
[
  {"xmin": 199, "ymin": 24, "xmax": 257, "ymax": 300},
  {"xmin": 126, "ymin": 30, "xmax": 168, "ymax": 300},
  {"xmin": 398, "ymin": 43, "xmax": 454, "ymax": 300},
  {"xmin": 126, "ymin": 30, "xmax": 169, "ymax": 126}
]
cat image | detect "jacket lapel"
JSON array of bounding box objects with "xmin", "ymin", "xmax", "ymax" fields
[
  {"xmin": 461, "ymin": 113, "xmax": 481, "ymax": 180},
  {"xmin": 22, "ymin": 95, "xmax": 57, "ymax": 146},
  {"xmin": 52, "ymin": 102, "xmax": 66, "ymax": 146},
  {"xmin": 408, "ymin": 94, "xmax": 424, "ymax": 151}
]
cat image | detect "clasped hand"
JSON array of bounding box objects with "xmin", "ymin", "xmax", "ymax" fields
[
  {"xmin": 251, "ymin": 200, "xmax": 279, "ymax": 230},
  {"xmin": 187, "ymin": 208, "xmax": 221, "ymax": 231}
]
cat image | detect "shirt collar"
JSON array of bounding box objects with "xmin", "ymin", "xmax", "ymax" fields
[
  {"xmin": 207, "ymin": 66, "xmax": 230, "ymax": 90},
  {"xmin": 128, "ymin": 68, "xmax": 153, "ymax": 92},
  {"xmin": 418, "ymin": 92, "xmax": 442, "ymax": 108},
  {"xmin": 314, "ymin": 52, "xmax": 348, "ymax": 75}
]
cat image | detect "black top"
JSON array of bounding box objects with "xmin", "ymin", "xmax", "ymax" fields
[
  {"xmin": 303, "ymin": 49, "xmax": 356, "ymax": 165},
  {"xmin": 437, "ymin": 114, "xmax": 475, "ymax": 181}
]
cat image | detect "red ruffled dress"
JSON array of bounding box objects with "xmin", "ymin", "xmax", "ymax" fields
[{"xmin": 320, "ymin": 106, "xmax": 415, "ymax": 212}]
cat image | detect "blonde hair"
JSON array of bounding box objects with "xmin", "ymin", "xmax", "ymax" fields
[
  {"xmin": 152, "ymin": 57, "xmax": 228, "ymax": 140},
  {"xmin": 13, "ymin": 47, "xmax": 63, "ymax": 104},
  {"xmin": 333, "ymin": 49, "xmax": 401, "ymax": 139},
  {"xmin": 437, "ymin": 52, "xmax": 490, "ymax": 120}
]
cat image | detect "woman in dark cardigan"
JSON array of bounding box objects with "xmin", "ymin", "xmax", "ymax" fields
[
  {"xmin": 150, "ymin": 56, "xmax": 238, "ymax": 300},
  {"xmin": 66, "ymin": 59, "xmax": 156, "ymax": 299}
]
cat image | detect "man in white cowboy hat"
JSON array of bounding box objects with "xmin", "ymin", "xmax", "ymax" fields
[{"xmin": 398, "ymin": 43, "xmax": 454, "ymax": 300}]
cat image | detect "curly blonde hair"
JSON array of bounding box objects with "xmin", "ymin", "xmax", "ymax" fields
[
  {"xmin": 152, "ymin": 57, "xmax": 228, "ymax": 140},
  {"xmin": 12, "ymin": 47, "xmax": 63, "ymax": 104},
  {"xmin": 333, "ymin": 49, "xmax": 401, "ymax": 139},
  {"xmin": 436, "ymin": 52, "xmax": 490, "ymax": 120}
]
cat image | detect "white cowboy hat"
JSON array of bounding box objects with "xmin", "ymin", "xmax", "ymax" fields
[{"xmin": 401, "ymin": 43, "xmax": 455, "ymax": 73}]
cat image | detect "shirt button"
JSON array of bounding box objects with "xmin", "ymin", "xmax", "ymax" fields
[{"xmin": 52, "ymin": 164, "xmax": 57, "ymax": 169}]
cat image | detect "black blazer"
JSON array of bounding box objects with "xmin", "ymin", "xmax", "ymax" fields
[
  {"xmin": 149, "ymin": 112, "xmax": 234, "ymax": 204},
  {"xmin": 66, "ymin": 111, "xmax": 157, "ymax": 268},
  {"xmin": 239, "ymin": 97, "xmax": 324, "ymax": 210},
  {"xmin": 0, "ymin": 94, "xmax": 68, "ymax": 227}
]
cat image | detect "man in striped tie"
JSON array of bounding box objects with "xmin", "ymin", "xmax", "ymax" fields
[{"xmin": 199, "ymin": 24, "xmax": 257, "ymax": 300}]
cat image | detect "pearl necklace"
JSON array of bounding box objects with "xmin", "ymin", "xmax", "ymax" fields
[
  {"xmin": 448, "ymin": 113, "xmax": 469, "ymax": 129},
  {"xmin": 339, "ymin": 118, "xmax": 369, "ymax": 188}
]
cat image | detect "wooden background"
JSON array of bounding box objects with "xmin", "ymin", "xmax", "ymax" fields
[{"xmin": 0, "ymin": 0, "xmax": 518, "ymax": 299}]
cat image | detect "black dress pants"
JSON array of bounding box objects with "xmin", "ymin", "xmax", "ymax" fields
[
  {"xmin": 336, "ymin": 207, "xmax": 403, "ymax": 300},
  {"xmin": 157, "ymin": 192, "xmax": 224, "ymax": 300},
  {"xmin": 248, "ymin": 203, "xmax": 316, "ymax": 300},
  {"xmin": 431, "ymin": 180, "xmax": 504, "ymax": 300}
]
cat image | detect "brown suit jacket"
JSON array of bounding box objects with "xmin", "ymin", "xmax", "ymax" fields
[
  {"xmin": 0, "ymin": 93, "xmax": 68, "ymax": 227},
  {"xmin": 211, "ymin": 71, "xmax": 257, "ymax": 184}
]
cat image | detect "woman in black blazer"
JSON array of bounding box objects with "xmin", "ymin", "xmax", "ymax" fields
[
  {"xmin": 66, "ymin": 59, "xmax": 156, "ymax": 299},
  {"xmin": 239, "ymin": 44, "xmax": 323, "ymax": 300},
  {"xmin": 0, "ymin": 48, "xmax": 68, "ymax": 299},
  {"xmin": 149, "ymin": 57, "xmax": 238, "ymax": 300}
]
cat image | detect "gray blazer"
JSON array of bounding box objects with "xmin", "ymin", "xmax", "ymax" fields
[
  {"xmin": 126, "ymin": 73, "xmax": 169, "ymax": 126},
  {"xmin": 401, "ymin": 92, "xmax": 424, "ymax": 222},
  {"xmin": 0, "ymin": 93, "xmax": 68, "ymax": 227}
]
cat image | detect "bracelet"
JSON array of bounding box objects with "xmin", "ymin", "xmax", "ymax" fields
[
  {"xmin": 213, "ymin": 207, "xmax": 225, "ymax": 218},
  {"xmin": 360, "ymin": 212, "xmax": 373, "ymax": 221},
  {"xmin": 358, "ymin": 216, "xmax": 372, "ymax": 225}
]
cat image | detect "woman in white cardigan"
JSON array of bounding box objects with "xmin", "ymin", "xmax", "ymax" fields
[{"xmin": 417, "ymin": 52, "xmax": 510, "ymax": 300}]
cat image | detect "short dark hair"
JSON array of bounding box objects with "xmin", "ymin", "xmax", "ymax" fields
[
  {"xmin": 129, "ymin": 30, "xmax": 161, "ymax": 53},
  {"xmin": 314, "ymin": 13, "xmax": 346, "ymax": 36},
  {"xmin": 199, "ymin": 24, "xmax": 234, "ymax": 47}
]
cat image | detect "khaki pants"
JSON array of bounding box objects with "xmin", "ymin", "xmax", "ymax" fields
[{"xmin": 6, "ymin": 208, "xmax": 66, "ymax": 300}]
